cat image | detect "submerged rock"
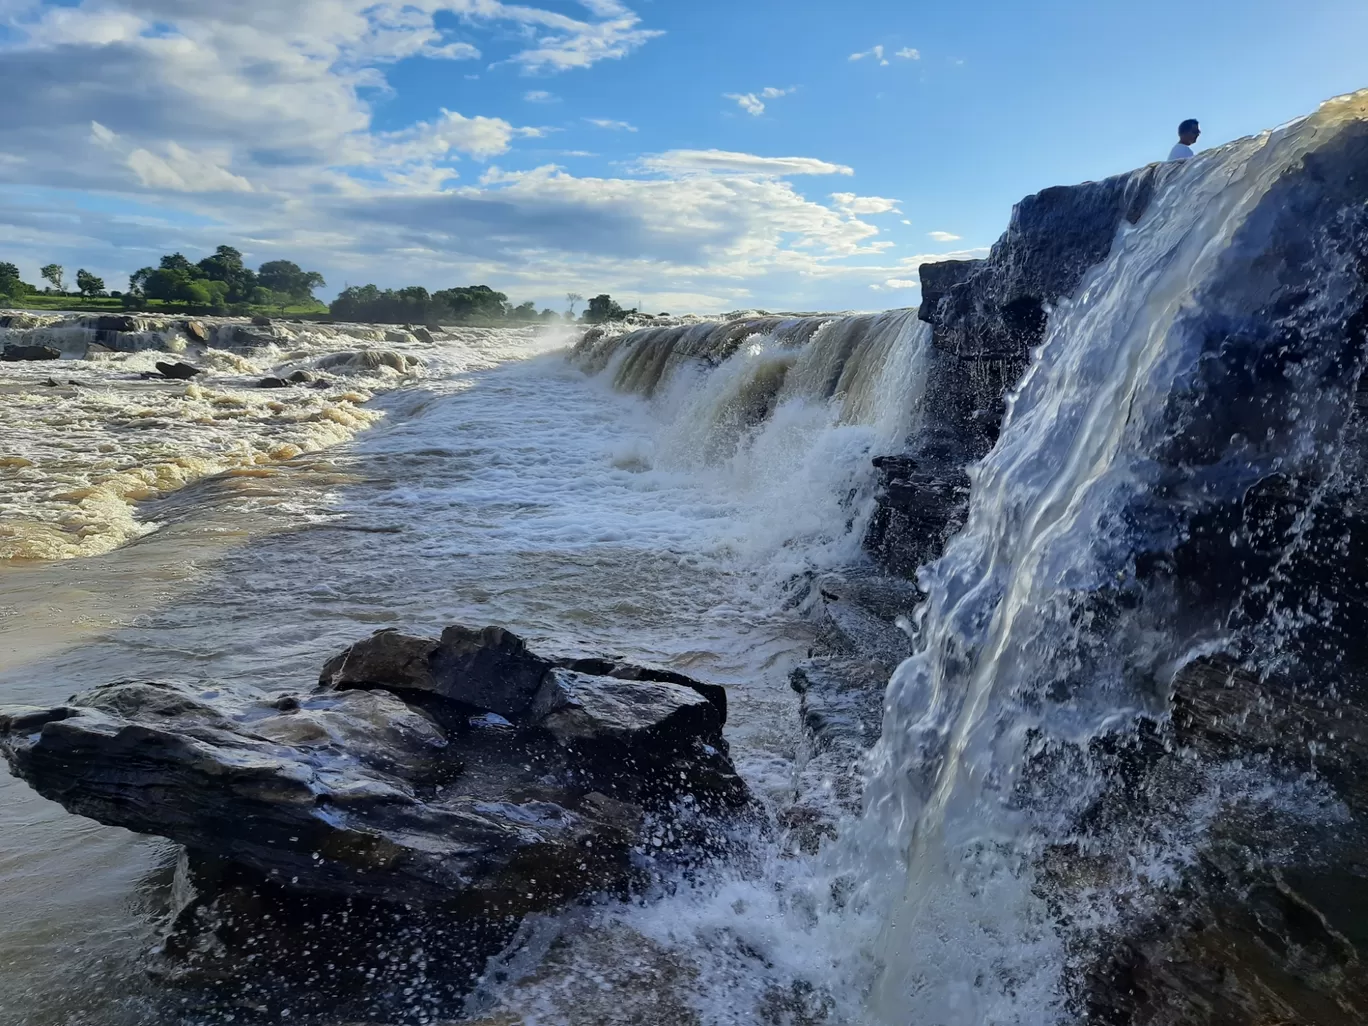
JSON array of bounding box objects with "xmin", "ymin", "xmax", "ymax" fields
[
  {"xmin": 182, "ymin": 319, "xmax": 209, "ymax": 343},
  {"xmin": 2, "ymin": 343, "xmax": 61, "ymax": 361},
  {"xmin": 154, "ymin": 360, "xmax": 201, "ymax": 380},
  {"xmin": 0, "ymin": 624, "xmax": 749, "ymax": 919}
]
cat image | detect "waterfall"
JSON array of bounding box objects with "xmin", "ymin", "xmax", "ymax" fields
[
  {"xmin": 573, "ymin": 310, "xmax": 932, "ymax": 575},
  {"xmin": 847, "ymin": 90, "xmax": 1368, "ymax": 1024}
]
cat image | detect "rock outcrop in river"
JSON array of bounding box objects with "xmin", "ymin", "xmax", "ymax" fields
[{"xmin": 0, "ymin": 625, "xmax": 749, "ymax": 920}]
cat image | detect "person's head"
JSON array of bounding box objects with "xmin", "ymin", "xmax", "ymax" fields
[{"xmin": 1178, "ymin": 119, "xmax": 1201, "ymax": 146}]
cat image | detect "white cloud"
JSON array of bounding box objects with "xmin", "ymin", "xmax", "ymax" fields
[
  {"xmin": 641, "ymin": 150, "xmax": 853, "ymax": 177},
  {"xmin": 928, "ymin": 230, "xmax": 962, "ymax": 242},
  {"xmin": 895, "ymin": 47, "xmax": 920, "ymax": 60},
  {"xmin": 726, "ymin": 93, "xmax": 765, "ymax": 116},
  {"xmin": 901, "ymin": 218, "xmax": 912, "ymax": 225},
  {"xmin": 91, "ymin": 121, "xmax": 253, "ymax": 193},
  {"xmin": 849, "ymin": 44, "xmax": 888, "ymax": 65},
  {"xmin": 725, "ymin": 86, "xmax": 793, "ymax": 117},
  {"xmin": 0, "ymin": 0, "xmax": 958, "ymax": 311},
  {"xmin": 875, "ymin": 278, "xmax": 919, "ymax": 290},
  {"xmin": 831, "ymin": 192, "xmax": 901, "ymax": 216},
  {"xmin": 524, "ymin": 90, "xmax": 558, "ymax": 103}
]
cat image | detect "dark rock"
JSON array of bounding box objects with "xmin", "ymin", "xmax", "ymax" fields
[
  {"xmin": 310, "ymin": 377, "xmax": 332, "ymax": 389},
  {"xmin": 530, "ymin": 668, "xmax": 720, "ymax": 745},
  {"xmin": 94, "ymin": 314, "xmax": 139, "ymax": 333},
  {"xmin": 154, "ymin": 360, "xmax": 201, "ymax": 380},
  {"xmin": 232, "ymin": 326, "xmax": 278, "ymax": 348},
  {"xmin": 287, "ymin": 369, "xmax": 314, "ymax": 384},
  {"xmin": 1, "ymin": 344, "xmax": 61, "ymax": 362},
  {"xmin": 412, "ymin": 327, "xmax": 436, "ymax": 345},
  {"xmin": 251, "ymin": 315, "xmax": 273, "ymax": 327},
  {"xmin": 0, "ymin": 622, "xmax": 747, "ymax": 913},
  {"xmin": 425, "ymin": 323, "xmax": 443, "ymax": 333},
  {"xmin": 183, "ymin": 319, "xmax": 209, "ymax": 343},
  {"xmin": 321, "ymin": 625, "xmax": 553, "ymax": 721},
  {"xmin": 256, "ymin": 376, "xmax": 290, "ymax": 388},
  {"xmin": 866, "ymin": 163, "xmax": 1177, "ymax": 577}
]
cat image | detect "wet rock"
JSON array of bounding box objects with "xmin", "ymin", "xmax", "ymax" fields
[
  {"xmin": 413, "ymin": 326, "xmax": 436, "ymax": 345},
  {"xmin": 183, "ymin": 319, "xmax": 209, "ymax": 343},
  {"xmin": 866, "ymin": 163, "xmax": 1176, "ymax": 576},
  {"xmin": 531, "ymin": 668, "xmax": 720, "ymax": 744},
  {"xmin": 94, "ymin": 314, "xmax": 139, "ymax": 333},
  {"xmin": 232, "ymin": 326, "xmax": 279, "ymax": 348},
  {"xmin": 251, "ymin": 315, "xmax": 272, "ymax": 327},
  {"xmin": 287, "ymin": 369, "xmax": 314, "ymax": 384},
  {"xmin": 1, "ymin": 625, "xmax": 750, "ymax": 916},
  {"xmin": 256, "ymin": 376, "xmax": 290, "ymax": 388},
  {"xmin": 154, "ymin": 360, "xmax": 201, "ymax": 380},
  {"xmin": 1, "ymin": 344, "xmax": 61, "ymax": 361},
  {"xmin": 322, "ymin": 626, "xmax": 552, "ymax": 720}
]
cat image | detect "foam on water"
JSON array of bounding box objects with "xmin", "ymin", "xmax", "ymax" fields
[{"xmin": 0, "ymin": 320, "xmax": 556, "ymax": 561}]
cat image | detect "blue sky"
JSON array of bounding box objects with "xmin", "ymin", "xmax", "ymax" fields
[{"xmin": 0, "ymin": 0, "xmax": 1364, "ymax": 314}]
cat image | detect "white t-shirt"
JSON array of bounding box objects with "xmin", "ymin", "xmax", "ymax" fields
[{"xmin": 1168, "ymin": 143, "xmax": 1195, "ymax": 161}]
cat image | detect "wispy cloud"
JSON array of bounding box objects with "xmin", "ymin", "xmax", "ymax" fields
[
  {"xmin": 585, "ymin": 117, "xmax": 638, "ymax": 132},
  {"xmin": 831, "ymin": 192, "xmax": 901, "ymax": 216},
  {"xmin": 524, "ymin": 90, "xmax": 558, "ymax": 103},
  {"xmin": 849, "ymin": 44, "xmax": 887, "ymax": 65},
  {"xmin": 851, "ymin": 44, "xmax": 921, "ymax": 66},
  {"xmin": 724, "ymin": 86, "xmax": 794, "ymax": 117},
  {"xmin": 928, "ymin": 230, "xmax": 961, "ymax": 242},
  {"xmin": 640, "ymin": 150, "xmax": 854, "ymax": 177}
]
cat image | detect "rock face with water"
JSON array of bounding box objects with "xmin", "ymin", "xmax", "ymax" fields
[
  {"xmin": 0, "ymin": 625, "xmax": 749, "ymax": 917},
  {"xmin": 865, "ymin": 164, "xmax": 1171, "ymax": 575}
]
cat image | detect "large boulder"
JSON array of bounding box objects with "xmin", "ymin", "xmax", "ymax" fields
[{"xmin": 0, "ymin": 625, "xmax": 749, "ymax": 916}]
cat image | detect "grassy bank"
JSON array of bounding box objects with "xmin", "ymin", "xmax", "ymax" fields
[{"xmin": 7, "ymin": 294, "xmax": 330, "ymax": 317}]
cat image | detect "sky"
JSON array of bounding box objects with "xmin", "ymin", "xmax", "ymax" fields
[{"xmin": 0, "ymin": 0, "xmax": 1365, "ymax": 315}]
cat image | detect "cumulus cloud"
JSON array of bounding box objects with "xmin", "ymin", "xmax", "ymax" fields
[
  {"xmin": 831, "ymin": 192, "xmax": 901, "ymax": 216},
  {"xmin": 928, "ymin": 230, "xmax": 962, "ymax": 242},
  {"xmin": 725, "ymin": 86, "xmax": 793, "ymax": 117},
  {"xmin": 895, "ymin": 47, "xmax": 920, "ymax": 60},
  {"xmin": 640, "ymin": 150, "xmax": 853, "ymax": 177},
  {"xmin": 584, "ymin": 118, "xmax": 638, "ymax": 131},
  {"xmin": 0, "ymin": 0, "xmax": 950, "ymax": 311},
  {"xmin": 849, "ymin": 45, "xmax": 888, "ymax": 65}
]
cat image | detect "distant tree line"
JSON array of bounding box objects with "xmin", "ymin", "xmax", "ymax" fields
[
  {"xmin": 0, "ymin": 247, "xmax": 327, "ymax": 315},
  {"xmin": 3, "ymin": 250, "xmax": 650, "ymax": 326},
  {"xmin": 2, "ymin": 261, "xmax": 106, "ymax": 302},
  {"xmin": 126, "ymin": 246, "xmax": 325, "ymax": 314},
  {"xmin": 329, "ymin": 286, "xmax": 640, "ymax": 326}
]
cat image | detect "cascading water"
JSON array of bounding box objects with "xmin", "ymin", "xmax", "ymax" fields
[
  {"xmin": 846, "ymin": 90, "xmax": 1368, "ymax": 1024},
  {"xmin": 574, "ymin": 309, "xmax": 932, "ymax": 578},
  {"xmin": 509, "ymin": 91, "xmax": 1368, "ymax": 1026}
]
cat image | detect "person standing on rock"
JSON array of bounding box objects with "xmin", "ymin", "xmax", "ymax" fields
[{"xmin": 1169, "ymin": 119, "xmax": 1201, "ymax": 160}]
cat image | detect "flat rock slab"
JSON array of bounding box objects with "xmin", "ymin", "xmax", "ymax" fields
[{"xmin": 0, "ymin": 625, "xmax": 750, "ymax": 914}]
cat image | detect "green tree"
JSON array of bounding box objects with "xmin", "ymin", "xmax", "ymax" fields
[
  {"xmin": 75, "ymin": 269, "xmax": 106, "ymax": 298},
  {"xmin": 0, "ymin": 262, "xmax": 35, "ymax": 301},
  {"xmin": 41, "ymin": 264, "xmax": 65, "ymax": 293},
  {"xmin": 510, "ymin": 300, "xmax": 537, "ymax": 321},
  {"xmin": 583, "ymin": 294, "xmax": 625, "ymax": 324},
  {"xmin": 159, "ymin": 252, "xmax": 202, "ymax": 277},
  {"xmin": 197, "ymin": 245, "xmax": 258, "ymax": 303},
  {"xmin": 433, "ymin": 285, "xmax": 508, "ymax": 323},
  {"xmin": 258, "ymin": 260, "xmax": 325, "ymax": 303}
]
